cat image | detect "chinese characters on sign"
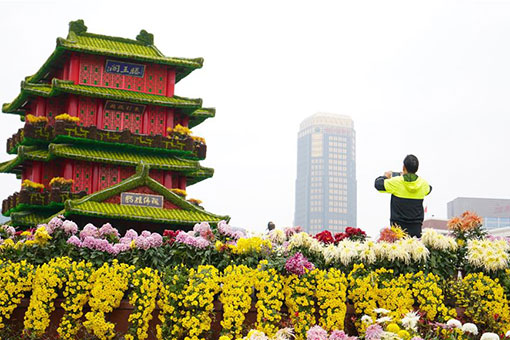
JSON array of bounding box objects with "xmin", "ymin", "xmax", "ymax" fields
[
  {"xmin": 105, "ymin": 59, "xmax": 145, "ymax": 78},
  {"xmin": 104, "ymin": 100, "xmax": 146, "ymax": 114},
  {"xmin": 121, "ymin": 192, "xmax": 164, "ymax": 209}
]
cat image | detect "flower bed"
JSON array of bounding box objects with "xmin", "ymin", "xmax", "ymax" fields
[{"xmin": 0, "ymin": 213, "xmax": 508, "ymax": 340}]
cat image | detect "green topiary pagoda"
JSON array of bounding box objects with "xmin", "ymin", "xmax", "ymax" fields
[{"xmin": 0, "ymin": 20, "xmax": 229, "ymax": 231}]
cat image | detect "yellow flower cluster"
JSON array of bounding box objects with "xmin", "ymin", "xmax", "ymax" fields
[
  {"xmin": 316, "ymin": 268, "xmax": 348, "ymax": 332},
  {"xmin": 57, "ymin": 260, "xmax": 94, "ymax": 339},
  {"xmin": 220, "ymin": 265, "xmax": 256, "ymax": 339},
  {"xmin": 55, "ymin": 113, "xmax": 80, "ymax": 122},
  {"xmin": 0, "ymin": 260, "xmax": 34, "ymax": 330},
  {"xmin": 157, "ymin": 265, "xmax": 189, "ymax": 340},
  {"xmin": 284, "ymin": 270, "xmax": 317, "ymax": 340},
  {"xmin": 21, "ymin": 179, "xmax": 45, "ymax": 191},
  {"xmin": 411, "ymin": 271, "xmax": 456, "ymax": 321},
  {"xmin": 24, "ymin": 257, "xmax": 71, "ymax": 336},
  {"xmin": 178, "ymin": 265, "xmax": 220, "ymax": 340},
  {"xmin": 348, "ymin": 265, "xmax": 416, "ymax": 334},
  {"xmin": 456, "ymin": 272, "xmax": 510, "ymax": 333},
  {"xmin": 25, "ymin": 114, "xmax": 49, "ymax": 125},
  {"xmin": 254, "ymin": 261, "xmax": 285, "ymax": 337},
  {"xmin": 347, "ymin": 264, "xmax": 379, "ymax": 333},
  {"xmin": 34, "ymin": 225, "xmax": 51, "ymax": 245},
  {"xmin": 170, "ymin": 188, "xmax": 187, "ymax": 198},
  {"xmin": 167, "ymin": 124, "xmax": 192, "ymax": 136},
  {"xmin": 49, "ymin": 177, "xmax": 74, "ymax": 189},
  {"xmin": 83, "ymin": 260, "xmax": 134, "ymax": 340},
  {"xmin": 231, "ymin": 237, "xmax": 272, "ymax": 255},
  {"xmin": 377, "ymin": 269, "xmax": 414, "ymax": 322},
  {"xmin": 126, "ymin": 267, "xmax": 161, "ymax": 340}
]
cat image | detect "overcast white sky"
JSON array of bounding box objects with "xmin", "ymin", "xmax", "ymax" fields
[{"xmin": 1, "ymin": 0, "xmax": 510, "ymax": 237}]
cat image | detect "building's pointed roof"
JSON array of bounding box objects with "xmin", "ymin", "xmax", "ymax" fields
[
  {"xmin": 27, "ymin": 20, "xmax": 203, "ymax": 85},
  {"xmin": 61, "ymin": 163, "xmax": 228, "ymax": 226}
]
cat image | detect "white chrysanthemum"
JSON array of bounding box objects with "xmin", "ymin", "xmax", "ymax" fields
[
  {"xmin": 287, "ymin": 232, "xmax": 313, "ymax": 249},
  {"xmin": 359, "ymin": 241, "xmax": 377, "ymax": 264},
  {"xmin": 402, "ymin": 238, "xmax": 429, "ymax": 262},
  {"xmin": 505, "ymin": 330, "xmax": 510, "ymax": 338},
  {"xmin": 322, "ymin": 244, "xmax": 339, "ymax": 264},
  {"xmin": 337, "ymin": 240, "xmax": 361, "ymax": 266},
  {"xmin": 361, "ymin": 314, "xmax": 373, "ymax": 324},
  {"xmin": 380, "ymin": 331, "xmax": 400, "ymax": 340},
  {"xmin": 246, "ymin": 330, "xmax": 269, "ymax": 340},
  {"xmin": 467, "ymin": 239, "xmax": 510, "ymax": 272},
  {"xmin": 376, "ymin": 316, "xmax": 393, "ymax": 324},
  {"xmin": 268, "ymin": 229, "xmax": 286, "ymax": 244},
  {"xmin": 374, "ymin": 308, "xmax": 390, "ymax": 314},
  {"xmin": 462, "ymin": 323, "xmax": 478, "ymax": 335},
  {"xmin": 446, "ymin": 319, "xmax": 462, "ymax": 329},
  {"xmin": 309, "ymin": 238, "xmax": 324, "ymax": 253},
  {"xmin": 422, "ymin": 228, "xmax": 458, "ymax": 251},
  {"xmin": 401, "ymin": 311, "xmax": 420, "ymax": 331},
  {"xmin": 387, "ymin": 241, "xmax": 412, "ymax": 264},
  {"xmin": 480, "ymin": 332, "xmax": 500, "ymax": 340},
  {"xmin": 272, "ymin": 327, "xmax": 294, "ymax": 340}
]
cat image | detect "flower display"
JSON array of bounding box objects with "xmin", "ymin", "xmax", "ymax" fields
[
  {"xmin": 49, "ymin": 176, "xmax": 74, "ymax": 190},
  {"xmin": 285, "ymin": 252, "xmax": 315, "ymax": 276},
  {"xmin": 21, "ymin": 179, "xmax": 44, "ymax": 192},
  {"xmin": 255, "ymin": 261, "xmax": 285, "ymax": 336},
  {"xmin": 54, "ymin": 113, "xmax": 80, "ymax": 122},
  {"xmin": 220, "ymin": 265, "xmax": 256, "ymax": 338},
  {"xmin": 25, "ymin": 114, "xmax": 49, "ymax": 125}
]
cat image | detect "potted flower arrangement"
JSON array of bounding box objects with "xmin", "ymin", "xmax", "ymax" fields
[
  {"xmin": 25, "ymin": 114, "xmax": 49, "ymax": 127},
  {"xmin": 49, "ymin": 177, "xmax": 74, "ymax": 192},
  {"xmin": 55, "ymin": 113, "xmax": 80, "ymax": 125},
  {"xmin": 167, "ymin": 124, "xmax": 192, "ymax": 140},
  {"xmin": 21, "ymin": 179, "xmax": 45, "ymax": 193}
]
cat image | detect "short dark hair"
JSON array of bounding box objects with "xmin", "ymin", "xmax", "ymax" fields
[{"xmin": 404, "ymin": 154, "xmax": 419, "ymax": 173}]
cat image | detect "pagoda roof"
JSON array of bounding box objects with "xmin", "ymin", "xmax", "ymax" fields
[
  {"xmin": 62, "ymin": 163, "xmax": 228, "ymax": 226},
  {"xmin": 3, "ymin": 79, "xmax": 203, "ymax": 115},
  {"xmin": 27, "ymin": 20, "xmax": 203, "ymax": 84},
  {"xmin": 0, "ymin": 144, "xmax": 213, "ymax": 184}
]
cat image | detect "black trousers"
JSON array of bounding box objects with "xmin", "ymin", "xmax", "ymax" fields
[{"xmin": 391, "ymin": 221, "xmax": 422, "ymax": 238}]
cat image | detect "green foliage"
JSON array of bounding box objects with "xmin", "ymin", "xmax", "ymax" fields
[
  {"xmin": 136, "ymin": 30, "xmax": 154, "ymax": 45},
  {"xmin": 68, "ymin": 20, "xmax": 87, "ymax": 34}
]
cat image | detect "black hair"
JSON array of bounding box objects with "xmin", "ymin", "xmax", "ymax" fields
[{"xmin": 404, "ymin": 154, "xmax": 419, "ymax": 173}]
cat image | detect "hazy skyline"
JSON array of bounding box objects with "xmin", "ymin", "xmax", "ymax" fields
[{"xmin": 1, "ymin": 0, "xmax": 510, "ymax": 237}]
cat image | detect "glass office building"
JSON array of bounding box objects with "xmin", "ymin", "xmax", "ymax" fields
[{"xmin": 294, "ymin": 113, "xmax": 357, "ymax": 234}]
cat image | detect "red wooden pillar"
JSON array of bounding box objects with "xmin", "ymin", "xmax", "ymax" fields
[
  {"xmin": 182, "ymin": 116, "xmax": 189, "ymax": 128},
  {"xmin": 69, "ymin": 53, "xmax": 80, "ymax": 84},
  {"xmin": 179, "ymin": 176, "xmax": 187, "ymax": 190},
  {"xmin": 91, "ymin": 165, "xmax": 99, "ymax": 193},
  {"xmin": 63, "ymin": 160, "xmax": 73, "ymax": 180},
  {"xmin": 35, "ymin": 98, "xmax": 46, "ymax": 117},
  {"xmin": 97, "ymin": 100, "xmax": 104, "ymax": 129},
  {"xmin": 63, "ymin": 60, "xmax": 70, "ymax": 80},
  {"xmin": 32, "ymin": 162, "xmax": 42, "ymax": 184},
  {"xmin": 67, "ymin": 95, "xmax": 79, "ymax": 117},
  {"xmin": 166, "ymin": 68, "xmax": 175, "ymax": 97},
  {"xmin": 164, "ymin": 172, "xmax": 173, "ymax": 189},
  {"xmin": 165, "ymin": 109, "xmax": 174, "ymax": 135},
  {"xmin": 142, "ymin": 107, "xmax": 150, "ymax": 135}
]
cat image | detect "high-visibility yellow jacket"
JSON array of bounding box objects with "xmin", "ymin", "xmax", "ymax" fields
[{"xmin": 374, "ymin": 174, "xmax": 432, "ymax": 225}]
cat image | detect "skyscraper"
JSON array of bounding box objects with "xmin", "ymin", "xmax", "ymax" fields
[{"xmin": 294, "ymin": 113, "xmax": 357, "ymax": 234}]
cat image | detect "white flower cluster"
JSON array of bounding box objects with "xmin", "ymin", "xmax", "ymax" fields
[
  {"xmin": 421, "ymin": 228, "xmax": 458, "ymax": 251},
  {"xmin": 287, "ymin": 232, "xmax": 323, "ymax": 253},
  {"xmin": 467, "ymin": 239, "xmax": 510, "ymax": 272},
  {"xmin": 320, "ymin": 238, "xmax": 429, "ymax": 267}
]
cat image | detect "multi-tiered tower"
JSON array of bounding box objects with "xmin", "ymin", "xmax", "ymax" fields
[{"xmin": 0, "ymin": 20, "xmax": 228, "ymax": 231}]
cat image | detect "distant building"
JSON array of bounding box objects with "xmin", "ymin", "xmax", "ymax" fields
[
  {"xmin": 447, "ymin": 197, "xmax": 510, "ymax": 229},
  {"xmin": 294, "ymin": 113, "xmax": 356, "ymax": 234}
]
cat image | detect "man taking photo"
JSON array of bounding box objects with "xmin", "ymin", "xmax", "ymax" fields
[{"xmin": 374, "ymin": 154, "xmax": 432, "ymax": 238}]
